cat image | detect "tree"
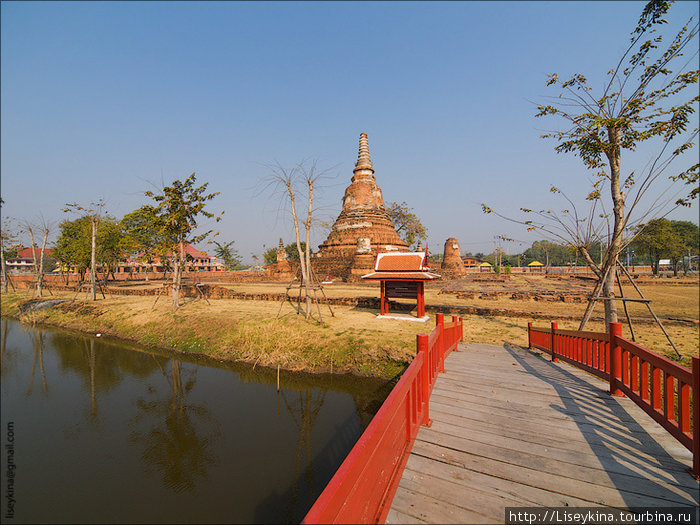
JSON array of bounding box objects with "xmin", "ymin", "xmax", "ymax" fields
[
  {"xmin": 632, "ymin": 218, "xmax": 699, "ymax": 275},
  {"xmin": 145, "ymin": 173, "xmax": 221, "ymax": 310},
  {"xmin": 484, "ymin": 0, "xmax": 698, "ymax": 328},
  {"xmin": 120, "ymin": 206, "xmax": 166, "ymax": 279},
  {"xmin": 386, "ymin": 201, "xmax": 427, "ymax": 250},
  {"xmin": 63, "ymin": 200, "xmax": 107, "ymax": 300},
  {"xmin": 263, "ymin": 241, "xmax": 310, "ymax": 266},
  {"xmin": 285, "ymin": 241, "xmax": 308, "ymax": 261},
  {"xmin": 631, "ymin": 218, "xmax": 682, "ymax": 274},
  {"xmin": 24, "ymin": 217, "xmax": 52, "ymax": 298},
  {"xmin": 262, "ymin": 160, "xmax": 331, "ymax": 320},
  {"xmin": 671, "ymin": 220, "xmax": 699, "ymax": 273},
  {"xmin": 95, "ymin": 217, "xmax": 125, "ymax": 282},
  {"xmin": 54, "ymin": 214, "xmax": 122, "ymax": 283},
  {"xmin": 211, "ymin": 240, "xmax": 244, "ymax": 270},
  {"xmin": 54, "ymin": 216, "xmax": 92, "ymax": 279},
  {"xmin": 263, "ymin": 246, "xmax": 278, "ymax": 266},
  {"xmin": 1, "ymin": 200, "xmax": 19, "ymax": 292}
]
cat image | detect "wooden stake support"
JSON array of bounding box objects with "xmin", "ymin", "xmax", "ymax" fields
[
  {"xmin": 277, "ymin": 266, "xmax": 334, "ymax": 321},
  {"xmin": 579, "ymin": 260, "xmax": 681, "ymax": 359}
]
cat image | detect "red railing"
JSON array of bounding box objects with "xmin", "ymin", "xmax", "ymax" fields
[
  {"xmin": 302, "ymin": 313, "xmax": 463, "ymax": 524},
  {"xmin": 528, "ymin": 321, "xmax": 699, "ymax": 480}
]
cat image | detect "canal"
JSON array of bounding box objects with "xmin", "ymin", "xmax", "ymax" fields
[{"xmin": 0, "ymin": 318, "xmax": 393, "ymax": 523}]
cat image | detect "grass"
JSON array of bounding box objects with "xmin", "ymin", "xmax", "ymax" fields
[{"xmin": 2, "ymin": 273, "xmax": 697, "ymax": 374}]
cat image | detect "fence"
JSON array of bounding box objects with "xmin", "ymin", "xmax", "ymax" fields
[
  {"xmin": 528, "ymin": 321, "xmax": 699, "ymax": 480},
  {"xmin": 302, "ymin": 313, "xmax": 463, "ymax": 524}
]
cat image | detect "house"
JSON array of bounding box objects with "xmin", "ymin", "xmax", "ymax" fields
[
  {"xmin": 117, "ymin": 244, "xmax": 225, "ymax": 274},
  {"xmin": 462, "ymin": 256, "xmax": 483, "ymax": 268},
  {"xmin": 5, "ymin": 247, "xmax": 54, "ymax": 274}
]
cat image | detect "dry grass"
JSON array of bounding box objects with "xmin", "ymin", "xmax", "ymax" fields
[{"xmin": 2, "ymin": 273, "xmax": 697, "ymax": 374}]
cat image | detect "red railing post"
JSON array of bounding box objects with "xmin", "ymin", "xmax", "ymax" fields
[
  {"xmin": 452, "ymin": 316, "xmax": 459, "ymax": 351},
  {"xmin": 436, "ymin": 313, "xmax": 445, "ymax": 373},
  {"xmin": 692, "ymin": 356, "xmax": 699, "ymax": 480},
  {"xmin": 609, "ymin": 322, "xmax": 623, "ymax": 397},
  {"xmin": 527, "ymin": 322, "xmax": 532, "ymax": 349},
  {"xmin": 550, "ymin": 322, "xmax": 559, "ymax": 362},
  {"xmin": 417, "ymin": 333, "xmax": 432, "ymax": 427}
]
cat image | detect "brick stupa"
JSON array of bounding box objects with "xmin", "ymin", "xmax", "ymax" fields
[
  {"xmin": 440, "ymin": 237, "xmax": 466, "ymax": 278},
  {"xmin": 313, "ymin": 133, "xmax": 408, "ymax": 280}
]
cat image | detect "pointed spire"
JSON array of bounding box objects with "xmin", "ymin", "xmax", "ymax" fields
[{"xmin": 353, "ymin": 132, "xmax": 375, "ymax": 174}]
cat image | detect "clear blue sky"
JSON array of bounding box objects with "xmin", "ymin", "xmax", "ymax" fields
[{"xmin": 2, "ymin": 1, "xmax": 698, "ymax": 263}]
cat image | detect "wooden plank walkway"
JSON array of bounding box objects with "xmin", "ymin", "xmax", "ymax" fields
[{"xmin": 386, "ymin": 342, "xmax": 699, "ymax": 524}]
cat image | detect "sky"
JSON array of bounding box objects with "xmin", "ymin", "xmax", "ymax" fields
[{"xmin": 2, "ymin": 1, "xmax": 698, "ymax": 264}]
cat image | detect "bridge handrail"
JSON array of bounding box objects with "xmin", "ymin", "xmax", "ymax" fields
[
  {"xmin": 528, "ymin": 321, "xmax": 699, "ymax": 480},
  {"xmin": 302, "ymin": 313, "xmax": 463, "ymax": 524}
]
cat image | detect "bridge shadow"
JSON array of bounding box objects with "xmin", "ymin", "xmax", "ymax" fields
[
  {"xmin": 252, "ymin": 410, "xmax": 364, "ymax": 524},
  {"xmin": 499, "ymin": 341, "xmax": 698, "ymax": 508}
]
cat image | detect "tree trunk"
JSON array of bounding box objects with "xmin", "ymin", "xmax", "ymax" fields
[
  {"xmin": 38, "ymin": 228, "xmax": 48, "ymax": 298},
  {"xmin": 304, "ymin": 178, "xmax": 314, "ymax": 319},
  {"xmin": 90, "ymin": 216, "xmax": 97, "ymax": 301},
  {"xmin": 286, "ymin": 182, "xmax": 309, "ymax": 317},
  {"xmin": 27, "ymin": 227, "xmax": 42, "ymax": 298},
  {"xmin": 603, "ymin": 126, "xmax": 624, "ymax": 326},
  {"xmin": 171, "ymin": 239, "xmax": 184, "ymax": 311},
  {"xmin": 0, "ymin": 233, "xmax": 7, "ymax": 293}
]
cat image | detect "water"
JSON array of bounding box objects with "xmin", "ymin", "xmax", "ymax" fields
[{"xmin": 0, "ymin": 319, "xmax": 392, "ymax": 523}]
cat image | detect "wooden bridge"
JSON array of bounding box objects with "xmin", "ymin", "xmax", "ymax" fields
[
  {"xmin": 303, "ymin": 317, "xmax": 699, "ymax": 524},
  {"xmin": 386, "ymin": 342, "xmax": 698, "ymax": 523}
]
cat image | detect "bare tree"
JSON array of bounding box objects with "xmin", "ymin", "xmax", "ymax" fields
[
  {"xmin": 24, "ymin": 217, "xmax": 52, "ymax": 298},
  {"xmin": 261, "ymin": 160, "xmax": 333, "ymax": 319}
]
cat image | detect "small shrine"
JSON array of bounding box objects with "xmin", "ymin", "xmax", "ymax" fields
[{"xmin": 362, "ymin": 251, "xmax": 440, "ymax": 320}]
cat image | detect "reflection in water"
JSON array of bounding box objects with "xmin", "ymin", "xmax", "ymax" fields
[
  {"xmin": 0, "ymin": 319, "xmax": 390, "ymax": 523},
  {"xmin": 26, "ymin": 330, "xmax": 48, "ymax": 396},
  {"xmin": 130, "ymin": 359, "xmax": 222, "ymax": 493},
  {"xmin": 281, "ymin": 388, "xmax": 326, "ymax": 522}
]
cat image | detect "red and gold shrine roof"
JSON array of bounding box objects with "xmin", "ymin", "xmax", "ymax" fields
[{"xmin": 362, "ymin": 252, "xmax": 441, "ymax": 281}]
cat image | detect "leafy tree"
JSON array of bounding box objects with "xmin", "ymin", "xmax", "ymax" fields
[
  {"xmin": 119, "ymin": 206, "xmax": 166, "ymax": 278},
  {"xmin": 631, "ymin": 218, "xmax": 681, "ymax": 274},
  {"xmin": 96, "ymin": 217, "xmax": 125, "ymax": 281},
  {"xmin": 671, "ymin": 220, "xmax": 700, "ymax": 273},
  {"xmin": 1, "ymin": 201, "xmax": 20, "ymax": 292},
  {"xmin": 54, "ymin": 215, "xmax": 123, "ymax": 281},
  {"xmin": 263, "ymin": 241, "xmax": 309, "ymax": 266},
  {"xmin": 63, "ymin": 200, "xmax": 107, "ymax": 300},
  {"xmin": 484, "ymin": 1, "xmax": 698, "ymax": 328},
  {"xmin": 211, "ymin": 240, "xmax": 244, "ymax": 270},
  {"xmin": 263, "ymin": 246, "xmax": 278, "ymax": 266},
  {"xmin": 387, "ymin": 201, "xmax": 427, "ymax": 250},
  {"xmin": 285, "ymin": 241, "xmax": 308, "ymax": 261},
  {"xmin": 145, "ymin": 173, "xmax": 221, "ymax": 310},
  {"xmin": 54, "ymin": 216, "xmax": 92, "ymax": 277},
  {"xmin": 523, "ymin": 240, "xmax": 577, "ymax": 268},
  {"xmin": 633, "ymin": 218, "xmax": 699, "ymax": 274}
]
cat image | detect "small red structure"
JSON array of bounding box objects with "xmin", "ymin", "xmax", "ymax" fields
[{"xmin": 362, "ymin": 252, "xmax": 440, "ymax": 318}]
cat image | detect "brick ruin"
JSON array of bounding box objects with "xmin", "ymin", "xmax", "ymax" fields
[
  {"xmin": 440, "ymin": 237, "xmax": 466, "ymax": 278},
  {"xmin": 312, "ymin": 133, "xmax": 409, "ymax": 281}
]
